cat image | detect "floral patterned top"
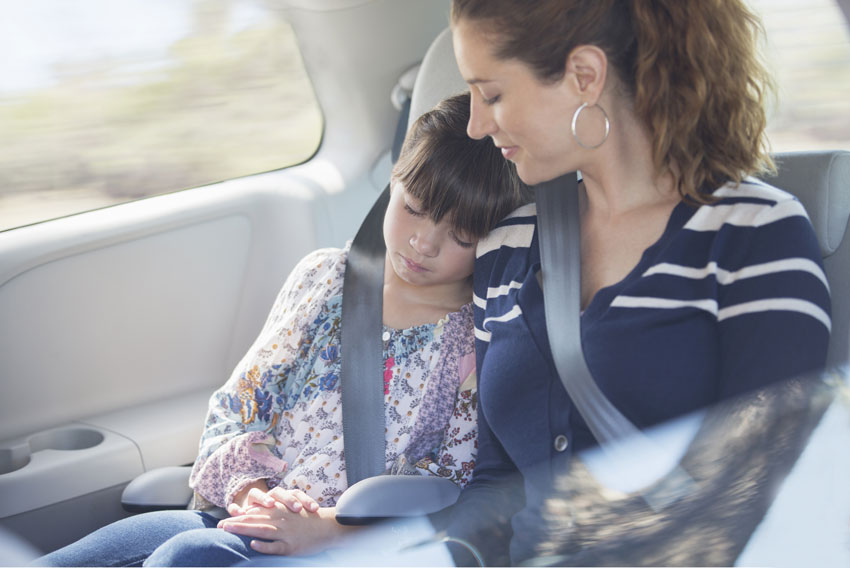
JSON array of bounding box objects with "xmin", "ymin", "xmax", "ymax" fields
[{"xmin": 189, "ymin": 246, "xmax": 478, "ymax": 509}]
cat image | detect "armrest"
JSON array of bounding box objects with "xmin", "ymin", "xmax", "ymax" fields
[
  {"xmin": 335, "ymin": 475, "xmax": 460, "ymax": 526},
  {"xmin": 120, "ymin": 465, "xmax": 193, "ymax": 513}
]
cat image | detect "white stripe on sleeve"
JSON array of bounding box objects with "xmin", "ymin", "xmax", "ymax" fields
[
  {"xmin": 610, "ymin": 296, "xmax": 719, "ymax": 316},
  {"xmin": 482, "ymin": 305, "xmax": 524, "ymax": 331},
  {"xmin": 487, "ymin": 281, "xmax": 524, "ymax": 299},
  {"xmin": 474, "ymin": 327, "xmax": 492, "ymax": 342},
  {"xmin": 718, "ymin": 298, "xmax": 832, "ymax": 331},
  {"xmin": 477, "ymin": 223, "xmax": 535, "ymax": 258},
  {"xmin": 643, "ymin": 258, "xmax": 829, "ymax": 290},
  {"xmin": 684, "ymin": 201, "xmax": 806, "ymax": 232}
]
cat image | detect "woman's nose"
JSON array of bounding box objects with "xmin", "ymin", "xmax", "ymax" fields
[{"xmin": 467, "ymin": 95, "xmax": 497, "ymax": 140}]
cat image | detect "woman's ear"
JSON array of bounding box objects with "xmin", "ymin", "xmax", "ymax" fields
[{"xmin": 564, "ymin": 45, "xmax": 608, "ymax": 103}]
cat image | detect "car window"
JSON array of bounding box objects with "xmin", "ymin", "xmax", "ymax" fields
[
  {"xmin": 748, "ymin": 0, "xmax": 850, "ymax": 152},
  {"xmin": 0, "ymin": 0, "xmax": 322, "ymax": 232}
]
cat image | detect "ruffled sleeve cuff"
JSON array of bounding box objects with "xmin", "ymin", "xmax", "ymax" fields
[{"xmin": 190, "ymin": 430, "xmax": 289, "ymax": 508}]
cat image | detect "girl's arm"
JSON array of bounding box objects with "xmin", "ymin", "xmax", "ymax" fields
[
  {"xmin": 190, "ymin": 248, "xmax": 345, "ymax": 508},
  {"xmin": 412, "ymin": 354, "xmax": 478, "ymax": 486}
]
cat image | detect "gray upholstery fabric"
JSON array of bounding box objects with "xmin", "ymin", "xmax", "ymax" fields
[
  {"xmin": 408, "ymin": 28, "xmax": 465, "ymax": 130},
  {"xmin": 765, "ymin": 151, "xmax": 850, "ymax": 257}
]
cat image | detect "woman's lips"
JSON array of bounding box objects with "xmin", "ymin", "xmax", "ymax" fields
[{"xmin": 500, "ymin": 146, "xmax": 518, "ymax": 160}]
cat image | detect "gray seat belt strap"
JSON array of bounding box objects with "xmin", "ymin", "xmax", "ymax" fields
[
  {"xmin": 535, "ymin": 174, "xmax": 693, "ymax": 509},
  {"xmin": 534, "ymin": 173, "xmax": 640, "ymax": 444},
  {"xmin": 339, "ymin": 96, "xmax": 410, "ymax": 486},
  {"xmin": 341, "ymin": 184, "xmax": 390, "ymax": 486}
]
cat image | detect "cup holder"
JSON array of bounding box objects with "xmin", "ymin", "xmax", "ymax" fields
[
  {"xmin": 0, "ymin": 428, "xmax": 105, "ymax": 475},
  {"xmin": 0, "ymin": 449, "xmax": 30, "ymax": 475},
  {"xmin": 29, "ymin": 428, "xmax": 104, "ymax": 452}
]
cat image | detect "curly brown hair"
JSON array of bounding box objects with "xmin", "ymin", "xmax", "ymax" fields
[{"xmin": 451, "ymin": 0, "xmax": 777, "ymax": 202}]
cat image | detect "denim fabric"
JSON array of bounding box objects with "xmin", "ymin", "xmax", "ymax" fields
[
  {"xmin": 33, "ymin": 510, "xmax": 260, "ymax": 567},
  {"xmin": 34, "ymin": 511, "xmax": 455, "ymax": 567}
]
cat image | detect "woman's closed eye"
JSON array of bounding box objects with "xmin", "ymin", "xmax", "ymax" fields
[{"xmin": 483, "ymin": 94, "xmax": 501, "ymax": 105}]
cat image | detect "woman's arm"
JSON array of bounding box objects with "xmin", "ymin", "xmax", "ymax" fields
[{"xmin": 714, "ymin": 198, "xmax": 831, "ymax": 398}]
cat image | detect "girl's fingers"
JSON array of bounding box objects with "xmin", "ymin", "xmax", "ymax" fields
[
  {"xmin": 270, "ymin": 488, "xmax": 301, "ymax": 512},
  {"xmin": 219, "ymin": 519, "xmax": 278, "ymax": 538},
  {"xmin": 246, "ymin": 487, "xmax": 276, "ymax": 508},
  {"xmin": 250, "ymin": 539, "xmax": 291, "ymax": 556},
  {"xmin": 289, "ymin": 489, "xmax": 320, "ymax": 512},
  {"xmin": 267, "ymin": 487, "xmax": 320, "ymax": 513}
]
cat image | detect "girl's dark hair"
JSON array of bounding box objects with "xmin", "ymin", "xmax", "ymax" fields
[
  {"xmin": 451, "ymin": 0, "xmax": 776, "ymax": 202},
  {"xmin": 392, "ymin": 91, "xmax": 531, "ymax": 239}
]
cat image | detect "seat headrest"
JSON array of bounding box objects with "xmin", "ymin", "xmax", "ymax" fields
[
  {"xmin": 765, "ymin": 151, "xmax": 850, "ymax": 257},
  {"xmin": 408, "ymin": 28, "xmax": 466, "ymax": 130}
]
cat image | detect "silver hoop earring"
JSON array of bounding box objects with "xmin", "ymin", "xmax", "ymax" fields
[{"xmin": 571, "ymin": 102, "xmax": 610, "ymax": 150}]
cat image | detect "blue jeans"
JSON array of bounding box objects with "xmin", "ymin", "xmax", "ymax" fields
[
  {"xmin": 33, "ymin": 510, "xmax": 261, "ymax": 567},
  {"xmin": 34, "ymin": 511, "xmax": 455, "ymax": 567}
]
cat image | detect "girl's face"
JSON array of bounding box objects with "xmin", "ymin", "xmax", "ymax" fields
[
  {"xmin": 383, "ymin": 182, "xmax": 477, "ymax": 289},
  {"xmin": 452, "ymin": 17, "xmax": 581, "ymax": 186}
]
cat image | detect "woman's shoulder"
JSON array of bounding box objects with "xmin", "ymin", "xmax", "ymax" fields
[
  {"xmin": 686, "ymin": 178, "xmax": 812, "ymax": 232},
  {"xmin": 678, "ymin": 178, "xmax": 824, "ymax": 273},
  {"xmin": 476, "ymin": 202, "xmax": 538, "ymax": 261}
]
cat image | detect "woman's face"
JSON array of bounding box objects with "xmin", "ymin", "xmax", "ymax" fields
[
  {"xmin": 452, "ymin": 18, "xmax": 581, "ymax": 186},
  {"xmin": 383, "ymin": 182, "xmax": 477, "ymax": 289}
]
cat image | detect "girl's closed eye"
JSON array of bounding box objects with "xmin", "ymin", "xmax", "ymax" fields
[
  {"xmin": 404, "ymin": 204, "xmax": 424, "ymax": 217},
  {"xmin": 403, "ymin": 202, "xmax": 425, "ymax": 217},
  {"xmin": 451, "ymin": 231, "xmax": 475, "ymax": 249},
  {"xmin": 483, "ymin": 94, "xmax": 501, "ymax": 105}
]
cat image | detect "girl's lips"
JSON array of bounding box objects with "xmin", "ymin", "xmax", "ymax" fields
[
  {"xmin": 500, "ymin": 146, "xmax": 518, "ymax": 160},
  {"xmin": 402, "ymin": 255, "xmax": 427, "ymax": 273}
]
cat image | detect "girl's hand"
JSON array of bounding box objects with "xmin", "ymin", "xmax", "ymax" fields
[
  {"xmin": 218, "ymin": 504, "xmax": 352, "ymax": 556},
  {"xmin": 229, "ymin": 486, "xmax": 320, "ymax": 517}
]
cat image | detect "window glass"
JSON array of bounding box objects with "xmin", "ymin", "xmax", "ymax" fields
[
  {"xmin": 748, "ymin": 0, "xmax": 850, "ymax": 151},
  {"xmin": 0, "ymin": 0, "xmax": 322, "ymax": 232}
]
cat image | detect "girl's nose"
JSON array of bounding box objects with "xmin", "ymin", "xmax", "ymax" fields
[{"xmin": 409, "ymin": 231, "xmax": 439, "ymax": 257}]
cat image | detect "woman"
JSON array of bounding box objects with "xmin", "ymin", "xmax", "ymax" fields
[{"xmin": 444, "ymin": 0, "xmax": 831, "ymax": 565}]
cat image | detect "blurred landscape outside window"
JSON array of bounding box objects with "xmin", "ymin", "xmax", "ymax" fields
[
  {"xmin": 0, "ymin": 0, "xmax": 322, "ymax": 232},
  {"xmin": 0, "ymin": 2, "xmax": 847, "ymax": 232},
  {"xmin": 748, "ymin": 0, "xmax": 850, "ymax": 152}
]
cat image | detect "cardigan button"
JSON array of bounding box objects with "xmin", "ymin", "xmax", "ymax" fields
[
  {"xmin": 553, "ymin": 434, "xmax": 569, "ymax": 452},
  {"xmin": 382, "ymin": 331, "xmax": 391, "ymax": 341}
]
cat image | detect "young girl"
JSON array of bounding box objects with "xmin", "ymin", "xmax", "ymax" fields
[{"xmin": 37, "ymin": 91, "xmax": 530, "ymax": 566}]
